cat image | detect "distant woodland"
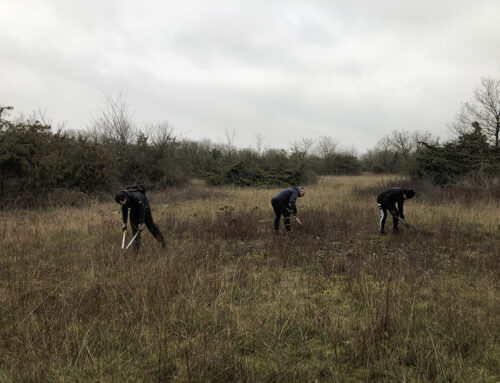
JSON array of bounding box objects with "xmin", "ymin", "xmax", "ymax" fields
[{"xmin": 1, "ymin": 77, "xmax": 499, "ymax": 207}]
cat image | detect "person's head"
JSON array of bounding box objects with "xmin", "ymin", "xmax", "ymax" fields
[
  {"xmin": 115, "ymin": 191, "xmax": 127, "ymax": 205},
  {"xmin": 403, "ymin": 189, "xmax": 415, "ymax": 200},
  {"xmin": 299, "ymin": 187, "xmax": 306, "ymax": 197}
]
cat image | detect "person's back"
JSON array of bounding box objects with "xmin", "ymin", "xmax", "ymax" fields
[
  {"xmin": 377, "ymin": 187, "xmax": 404, "ymax": 208},
  {"xmin": 122, "ymin": 190, "xmax": 149, "ymax": 210},
  {"xmin": 273, "ymin": 188, "xmax": 298, "ymax": 204}
]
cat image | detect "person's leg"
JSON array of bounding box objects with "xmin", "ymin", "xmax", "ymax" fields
[
  {"xmin": 145, "ymin": 208, "xmax": 166, "ymax": 248},
  {"xmin": 129, "ymin": 209, "xmax": 141, "ymax": 252},
  {"xmin": 282, "ymin": 204, "xmax": 291, "ymax": 232},
  {"xmin": 392, "ymin": 214, "xmax": 399, "ymax": 233},
  {"xmin": 271, "ymin": 199, "xmax": 281, "ymax": 231},
  {"xmin": 378, "ymin": 203, "xmax": 387, "ymax": 235}
]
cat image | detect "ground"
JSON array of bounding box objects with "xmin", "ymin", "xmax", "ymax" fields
[{"xmin": 1, "ymin": 175, "xmax": 499, "ymax": 382}]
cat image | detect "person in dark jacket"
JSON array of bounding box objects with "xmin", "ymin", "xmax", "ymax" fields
[
  {"xmin": 271, "ymin": 187, "xmax": 306, "ymax": 232},
  {"xmin": 377, "ymin": 187, "xmax": 415, "ymax": 235},
  {"xmin": 115, "ymin": 189, "xmax": 166, "ymax": 251}
]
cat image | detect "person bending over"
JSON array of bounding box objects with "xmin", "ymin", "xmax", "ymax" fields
[
  {"xmin": 115, "ymin": 186, "xmax": 166, "ymax": 251},
  {"xmin": 271, "ymin": 187, "xmax": 306, "ymax": 233},
  {"xmin": 377, "ymin": 187, "xmax": 415, "ymax": 235}
]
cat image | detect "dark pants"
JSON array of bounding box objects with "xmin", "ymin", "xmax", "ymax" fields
[
  {"xmin": 378, "ymin": 203, "xmax": 398, "ymax": 233},
  {"xmin": 130, "ymin": 208, "xmax": 166, "ymax": 251},
  {"xmin": 271, "ymin": 198, "xmax": 291, "ymax": 231}
]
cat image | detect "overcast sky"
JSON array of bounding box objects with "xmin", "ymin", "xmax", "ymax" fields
[{"xmin": 1, "ymin": 0, "xmax": 499, "ymax": 152}]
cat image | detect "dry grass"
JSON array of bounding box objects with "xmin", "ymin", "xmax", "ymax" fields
[{"xmin": 1, "ymin": 175, "xmax": 499, "ymax": 382}]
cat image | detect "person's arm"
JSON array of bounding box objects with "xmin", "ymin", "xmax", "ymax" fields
[
  {"xmin": 289, "ymin": 190, "xmax": 299, "ymax": 214},
  {"xmin": 138, "ymin": 200, "xmax": 146, "ymax": 224},
  {"xmin": 398, "ymin": 199, "xmax": 404, "ymax": 219},
  {"xmin": 121, "ymin": 205, "xmax": 128, "ymax": 224}
]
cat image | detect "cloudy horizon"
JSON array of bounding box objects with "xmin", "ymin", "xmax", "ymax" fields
[{"xmin": 1, "ymin": 0, "xmax": 499, "ymax": 153}]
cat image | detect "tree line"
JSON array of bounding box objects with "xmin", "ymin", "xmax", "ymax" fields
[{"xmin": 1, "ymin": 77, "xmax": 499, "ymax": 206}]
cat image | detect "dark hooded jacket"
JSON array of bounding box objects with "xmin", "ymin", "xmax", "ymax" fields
[
  {"xmin": 377, "ymin": 187, "xmax": 414, "ymax": 217},
  {"xmin": 120, "ymin": 190, "xmax": 150, "ymax": 224},
  {"xmin": 272, "ymin": 187, "xmax": 301, "ymax": 214}
]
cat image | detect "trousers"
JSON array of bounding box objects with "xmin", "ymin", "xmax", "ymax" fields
[
  {"xmin": 130, "ymin": 208, "xmax": 166, "ymax": 251},
  {"xmin": 271, "ymin": 198, "xmax": 291, "ymax": 231}
]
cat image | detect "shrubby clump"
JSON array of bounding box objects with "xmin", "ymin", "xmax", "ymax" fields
[
  {"xmin": 2, "ymin": 75, "xmax": 499, "ymax": 207},
  {"xmin": 416, "ymin": 126, "xmax": 500, "ymax": 185},
  {"xmin": 0, "ymin": 105, "xmax": 321, "ymax": 206},
  {"xmin": 362, "ymin": 76, "xmax": 500, "ymax": 185}
]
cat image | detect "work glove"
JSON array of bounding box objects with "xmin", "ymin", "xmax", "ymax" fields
[
  {"xmin": 121, "ymin": 224, "xmax": 127, "ymax": 231},
  {"xmin": 399, "ymin": 214, "xmax": 405, "ymax": 220},
  {"xmin": 293, "ymin": 212, "xmax": 298, "ymax": 217},
  {"xmin": 138, "ymin": 223, "xmax": 144, "ymax": 232}
]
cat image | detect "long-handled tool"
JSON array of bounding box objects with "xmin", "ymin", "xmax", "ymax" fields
[
  {"xmin": 294, "ymin": 215, "xmax": 304, "ymax": 228},
  {"xmin": 121, "ymin": 229, "xmax": 127, "ymax": 249},
  {"xmin": 122, "ymin": 230, "xmax": 140, "ymax": 251},
  {"xmin": 396, "ymin": 216, "xmax": 412, "ymax": 229}
]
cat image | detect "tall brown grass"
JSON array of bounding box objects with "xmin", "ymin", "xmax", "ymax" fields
[{"xmin": 1, "ymin": 175, "xmax": 499, "ymax": 382}]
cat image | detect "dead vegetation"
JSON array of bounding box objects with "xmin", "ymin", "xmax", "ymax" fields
[{"xmin": 0, "ymin": 175, "xmax": 499, "ymax": 382}]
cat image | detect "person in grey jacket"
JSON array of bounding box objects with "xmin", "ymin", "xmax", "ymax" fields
[
  {"xmin": 115, "ymin": 188, "xmax": 166, "ymax": 251},
  {"xmin": 377, "ymin": 187, "xmax": 415, "ymax": 235},
  {"xmin": 271, "ymin": 187, "xmax": 306, "ymax": 232}
]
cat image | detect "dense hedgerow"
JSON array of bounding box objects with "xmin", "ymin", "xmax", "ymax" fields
[{"xmin": 0, "ymin": 106, "xmax": 354, "ymax": 207}]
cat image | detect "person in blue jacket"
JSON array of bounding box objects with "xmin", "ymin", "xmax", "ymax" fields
[
  {"xmin": 115, "ymin": 187, "xmax": 166, "ymax": 251},
  {"xmin": 377, "ymin": 187, "xmax": 415, "ymax": 235},
  {"xmin": 271, "ymin": 187, "xmax": 306, "ymax": 232}
]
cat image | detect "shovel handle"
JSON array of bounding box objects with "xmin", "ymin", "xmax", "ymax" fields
[
  {"xmin": 121, "ymin": 230, "xmax": 127, "ymax": 249},
  {"xmin": 295, "ymin": 216, "xmax": 304, "ymax": 227},
  {"xmin": 397, "ymin": 217, "xmax": 411, "ymax": 228},
  {"xmin": 125, "ymin": 231, "xmax": 140, "ymax": 250}
]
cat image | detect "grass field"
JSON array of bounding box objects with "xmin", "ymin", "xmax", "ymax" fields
[{"xmin": 1, "ymin": 175, "xmax": 499, "ymax": 382}]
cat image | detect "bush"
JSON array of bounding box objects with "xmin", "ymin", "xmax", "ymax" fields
[{"xmin": 416, "ymin": 129, "xmax": 500, "ymax": 185}]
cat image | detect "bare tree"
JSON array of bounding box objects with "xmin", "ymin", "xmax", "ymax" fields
[
  {"xmin": 87, "ymin": 92, "xmax": 137, "ymax": 172},
  {"xmin": 390, "ymin": 130, "xmax": 413, "ymax": 162},
  {"xmin": 89, "ymin": 92, "xmax": 136, "ymax": 146},
  {"xmin": 376, "ymin": 135, "xmax": 392, "ymax": 152},
  {"xmin": 144, "ymin": 120, "xmax": 177, "ymax": 159},
  {"xmin": 199, "ymin": 138, "xmax": 214, "ymax": 153},
  {"xmin": 147, "ymin": 121, "xmax": 176, "ymax": 146},
  {"xmin": 10, "ymin": 108, "xmax": 57, "ymax": 130},
  {"xmin": 412, "ymin": 130, "xmax": 434, "ymax": 146},
  {"xmin": 290, "ymin": 138, "xmax": 315, "ymax": 160},
  {"xmin": 316, "ymin": 136, "xmax": 338, "ymax": 160},
  {"xmin": 315, "ymin": 136, "xmax": 338, "ymax": 172},
  {"xmin": 222, "ymin": 127, "xmax": 237, "ymax": 158},
  {"xmin": 254, "ymin": 132, "xmax": 265, "ymax": 156},
  {"xmin": 32, "ymin": 108, "xmax": 52, "ymax": 127},
  {"xmin": 366, "ymin": 129, "xmax": 435, "ymax": 173},
  {"xmin": 452, "ymin": 76, "xmax": 500, "ymax": 149},
  {"xmin": 374, "ymin": 135, "xmax": 396, "ymax": 171}
]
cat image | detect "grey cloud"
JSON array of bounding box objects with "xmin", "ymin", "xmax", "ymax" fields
[{"xmin": 1, "ymin": 0, "xmax": 499, "ymax": 152}]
